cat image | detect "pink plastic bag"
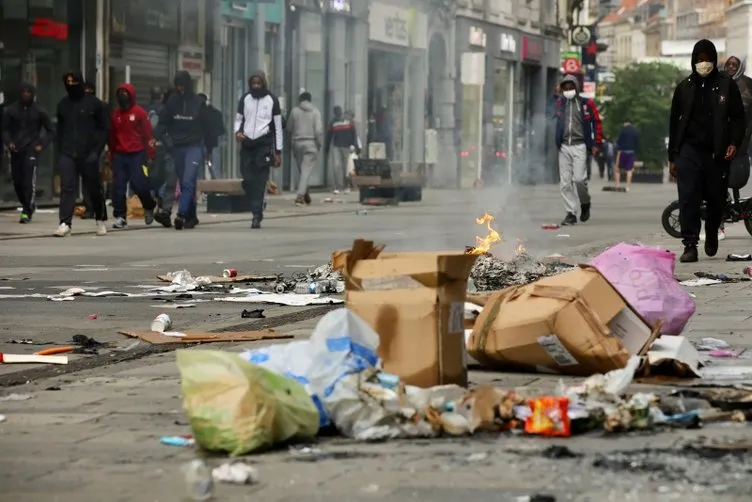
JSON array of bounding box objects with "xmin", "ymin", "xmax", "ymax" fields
[{"xmin": 589, "ymin": 243, "xmax": 695, "ymax": 335}]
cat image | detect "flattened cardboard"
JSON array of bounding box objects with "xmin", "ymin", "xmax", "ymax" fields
[
  {"xmin": 156, "ymin": 274, "xmax": 277, "ymax": 284},
  {"xmin": 118, "ymin": 329, "xmax": 291, "ymax": 345},
  {"xmin": 468, "ymin": 266, "xmax": 658, "ymax": 376},
  {"xmin": 197, "ymin": 179, "xmax": 245, "ymax": 195},
  {"xmin": 336, "ymin": 239, "xmax": 477, "ymax": 388}
]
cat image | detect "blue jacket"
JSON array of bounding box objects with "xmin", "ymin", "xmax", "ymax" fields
[
  {"xmin": 554, "ymin": 96, "xmax": 602, "ymax": 150},
  {"xmin": 616, "ymin": 124, "xmax": 639, "ymax": 152}
]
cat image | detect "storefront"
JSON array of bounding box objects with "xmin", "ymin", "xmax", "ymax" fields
[{"xmin": 0, "ymin": 0, "xmax": 86, "ymax": 204}]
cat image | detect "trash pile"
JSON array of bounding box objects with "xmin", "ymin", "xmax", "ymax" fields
[{"xmin": 468, "ymin": 253, "xmax": 574, "ymax": 292}]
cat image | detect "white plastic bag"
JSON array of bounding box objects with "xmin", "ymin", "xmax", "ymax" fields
[{"xmin": 239, "ymin": 308, "xmax": 380, "ymax": 427}]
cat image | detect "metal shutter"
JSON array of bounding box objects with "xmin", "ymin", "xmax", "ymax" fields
[{"xmin": 113, "ymin": 41, "xmax": 171, "ymax": 105}]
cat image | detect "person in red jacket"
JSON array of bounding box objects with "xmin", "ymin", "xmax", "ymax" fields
[{"xmin": 109, "ymin": 83, "xmax": 157, "ymax": 228}]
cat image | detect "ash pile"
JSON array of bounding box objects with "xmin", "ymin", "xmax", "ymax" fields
[
  {"xmin": 469, "ymin": 253, "xmax": 574, "ymax": 292},
  {"xmin": 275, "ymin": 264, "xmax": 345, "ymax": 294}
]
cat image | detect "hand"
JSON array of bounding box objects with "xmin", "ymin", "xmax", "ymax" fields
[
  {"xmin": 273, "ymin": 153, "xmax": 281, "ymax": 167},
  {"xmin": 669, "ymin": 162, "xmax": 677, "ymax": 179},
  {"xmin": 8, "ymin": 143, "xmax": 16, "ymax": 152},
  {"xmin": 34, "ymin": 145, "xmax": 42, "ymax": 152},
  {"xmin": 235, "ymin": 132, "xmax": 245, "ymax": 142},
  {"xmin": 148, "ymin": 139, "xmax": 156, "ymax": 148},
  {"xmin": 592, "ymin": 147, "xmax": 599, "ymax": 156},
  {"xmin": 725, "ymin": 145, "xmax": 738, "ymax": 160}
]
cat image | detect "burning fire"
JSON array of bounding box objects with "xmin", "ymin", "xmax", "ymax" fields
[{"xmin": 467, "ymin": 212, "xmax": 502, "ymax": 255}]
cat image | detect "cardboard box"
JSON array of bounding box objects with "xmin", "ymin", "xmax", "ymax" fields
[
  {"xmin": 336, "ymin": 240, "xmax": 478, "ymax": 388},
  {"xmin": 468, "ymin": 265, "xmax": 658, "ymax": 376}
]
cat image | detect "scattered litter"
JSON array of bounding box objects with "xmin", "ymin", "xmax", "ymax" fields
[
  {"xmin": 469, "ymin": 253, "xmax": 574, "ymax": 291},
  {"xmin": 727, "ymin": 253, "xmax": 752, "ymax": 262},
  {"xmin": 0, "ymin": 353, "xmax": 68, "ymax": 365},
  {"xmin": 0, "ymin": 393, "xmax": 33, "ymax": 401},
  {"xmin": 71, "ymin": 334, "xmax": 112, "ymax": 349},
  {"xmin": 114, "ymin": 341, "xmax": 141, "ymax": 352},
  {"xmin": 643, "ymin": 336, "xmax": 702, "ymax": 378},
  {"xmin": 182, "ymin": 459, "xmax": 214, "ymax": 501},
  {"xmin": 556, "ymin": 234, "xmax": 570, "ymax": 238},
  {"xmin": 45, "ymin": 386, "xmax": 62, "ymax": 391},
  {"xmin": 0, "ymin": 415, "xmax": 5, "ymax": 423},
  {"xmin": 241, "ymin": 308, "xmax": 265, "ymax": 319},
  {"xmin": 680, "ymin": 277, "xmax": 723, "ymax": 287},
  {"xmin": 151, "ymin": 313, "xmax": 172, "ymax": 332},
  {"xmin": 119, "ymin": 329, "xmax": 289, "ymax": 345},
  {"xmin": 157, "ymin": 270, "xmax": 277, "ymax": 286},
  {"xmin": 541, "ymin": 224, "xmax": 560, "ymax": 230},
  {"xmin": 745, "ymin": 267, "xmax": 752, "ymax": 278},
  {"xmin": 215, "ymin": 293, "xmax": 343, "ymax": 306},
  {"xmin": 149, "ymin": 303, "xmax": 197, "ymax": 309},
  {"xmin": 222, "ymin": 268, "xmax": 238, "ymax": 278},
  {"xmin": 87, "ymin": 314, "xmax": 97, "ymax": 320},
  {"xmin": 695, "ymin": 337, "xmax": 730, "ymax": 351},
  {"xmin": 160, "ymin": 435, "xmax": 195, "ymax": 447},
  {"xmin": 710, "ymin": 349, "xmax": 745, "ymax": 358},
  {"xmin": 212, "ymin": 462, "xmax": 259, "ymax": 485},
  {"xmin": 516, "ymin": 495, "xmax": 557, "ymax": 502},
  {"xmin": 35, "ymin": 346, "xmax": 74, "ymax": 356},
  {"xmin": 10, "ymin": 339, "xmax": 53, "ymax": 345}
]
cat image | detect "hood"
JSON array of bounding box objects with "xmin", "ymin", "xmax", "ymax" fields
[
  {"xmin": 248, "ymin": 70, "xmax": 268, "ymax": 89},
  {"xmin": 84, "ymin": 78, "xmax": 95, "ymax": 93},
  {"xmin": 248, "ymin": 70, "xmax": 270, "ymax": 98},
  {"xmin": 19, "ymin": 82, "xmax": 36, "ymax": 101},
  {"xmin": 559, "ymin": 74, "xmax": 580, "ymax": 92},
  {"xmin": 173, "ymin": 71, "xmax": 194, "ymax": 94},
  {"xmin": 724, "ymin": 56, "xmax": 747, "ymax": 80},
  {"xmin": 117, "ymin": 83, "xmax": 136, "ymax": 106},
  {"xmin": 691, "ymin": 39, "xmax": 718, "ymax": 69},
  {"xmin": 298, "ymin": 101, "xmax": 314, "ymax": 112}
]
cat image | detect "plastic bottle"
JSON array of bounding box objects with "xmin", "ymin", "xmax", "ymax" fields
[
  {"xmin": 294, "ymin": 282, "xmax": 311, "ymax": 294},
  {"xmin": 182, "ymin": 459, "xmax": 214, "ymax": 501},
  {"xmin": 355, "ymin": 209, "xmax": 368, "ymax": 215}
]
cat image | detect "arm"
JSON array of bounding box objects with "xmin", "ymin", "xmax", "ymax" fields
[
  {"xmin": 141, "ymin": 109, "xmax": 154, "ymax": 150},
  {"xmin": 55, "ymin": 102, "xmax": 63, "ymax": 151},
  {"xmin": 1, "ymin": 107, "xmax": 11, "ymax": 147},
  {"xmin": 589, "ymin": 100, "xmax": 603, "ymax": 145},
  {"xmin": 727, "ymin": 79, "xmax": 746, "ymax": 149},
  {"xmin": 668, "ymin": 85, "xmax": 682, "ymax": 162},
  {"xmin": 233, "ymin": 96, "xmax": 245, "ymax": 135},
  {"xmin": 313, "ymin": 110, "xmax": 324, "ymax": 150},
  {"xmin": 38, "ymin": 107, "xmax": 56, "ymax": 150},
  {"xmin": 615, "ymin": 129, "xmax": 623, "ymax": 151},
  {"xmin": 93, "ymin": 100, "xmax": 109, "ymax": 155},
  {"xmin": 153, "ymin": 100, "xmax": 172, "ymax": 142},
  {"xmin": 107, "ymin": 113, "xmax": 116, "ymax": 155},
  {"xmin": 271, "ymin": 96, "xmax": 283, "ymax": 153}
]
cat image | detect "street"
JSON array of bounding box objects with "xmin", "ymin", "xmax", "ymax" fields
[{"xmin": 1, "ymin": 180, "xmax": 752, "ymax": 501}]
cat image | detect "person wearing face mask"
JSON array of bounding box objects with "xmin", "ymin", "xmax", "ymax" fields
[
  {"xmin": 53, "ymin": 72, "xmax": 110, "ymax": 237},
  {"xmin": 723, "ymin": 56, "xmax": 752, "ymax": 219},
  {"xmin": 234, "ymin": 71, "xmax": 283, "ymax": 229},
  {"xmin": 553, "ymin": 74, "xmax": 603, "ymax": 226},
  {"xmin": 668, "ymin": 39, "xmax": 746, "ymax": 263},
  {"xmin": 108, "ymin": 83, "xmax": 158, "ymax": 229},
  {"xmin": 1, "ymin": 82, "xmax": 55, "ymax": 223}
]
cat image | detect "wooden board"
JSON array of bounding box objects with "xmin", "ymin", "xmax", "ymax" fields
[
  {"xmin": 156, "ymin": 274, "xmax": 278, "ymax": 284},
  {"xmin": 118, "ymin": 329, "xmax": 292, "ymax": 345}
]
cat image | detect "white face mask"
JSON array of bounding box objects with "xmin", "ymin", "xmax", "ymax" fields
[
  {"xmin": 563, "ymin": 90, "xmax": 577, "ymax": 99},
  {"xmin": 695, "ymin": 61, "xmax": 714, "ymax": 77}
]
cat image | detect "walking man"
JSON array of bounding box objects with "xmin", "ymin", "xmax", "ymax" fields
[
  {"xmin": 109, "ymin": 83, "xmax": 158, "ymax": 229},
  {"xmin": 54, "ymin": 72, "xmax": 109, "ymax": 237},
  {"xmin": 286, "ymin": 91, "xmax": 323, "ymax": 206},
  {"xmin": 1, "ymin": 82, "xmax": 55, "ymax": 223},
  {"xmin": 198, "ymin": 93, "xmax": 224, "ymax": 179},
  {"xmin": 614, "ymin": 118, "xmax": 639, "ymax": 191},
  {"xmin": 234, "ymin": 70, "xmax": 283, "ymax": 229},
  {"xmin": 327, "ymin": 106, "xmax": 361, "ymax": 194},
  {"xmin": 554, "ymin": 74, "xmax": 602, "ymax": 226},
  {"xmin": 154, "ymin": 71, "xmax": 207, "ymax": 230},
  {"xmin": 669, "ymin": 39, "xmax": 746, "ymax": 263}
]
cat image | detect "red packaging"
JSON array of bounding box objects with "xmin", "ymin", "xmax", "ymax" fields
[
  {"xmin": 541, "ymin": 224, "xmax": 560, "ymax": 230},
  {"xmin": 524, "ymin": 396, "xmax": 571, "ymax": 437},
  {"xmin": 222, "ymin": 268, "xmax": 238, "ymax": 278}
]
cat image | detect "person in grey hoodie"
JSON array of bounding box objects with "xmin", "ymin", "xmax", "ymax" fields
[{"xmin": 286, "ymin": 92, "xmax": 323, "ymax": 206}]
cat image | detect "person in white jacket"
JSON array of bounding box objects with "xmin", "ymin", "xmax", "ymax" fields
[{"xmin": 286, "ymin": 92, "xmax": 323, "ymax": 206}]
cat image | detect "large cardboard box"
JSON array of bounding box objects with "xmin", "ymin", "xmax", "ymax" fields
[
  {"xmin": 335, "ymin": 240, "xmax": 478, "ymax": 388},
  {"xmin": 468, "ymin": 265, "xmax": 658, "ymax": 376}
]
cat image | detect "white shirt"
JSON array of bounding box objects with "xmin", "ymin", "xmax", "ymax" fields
[{"xmin": 233, "ymin": 92, "xmax": 283, "ymax": 151}]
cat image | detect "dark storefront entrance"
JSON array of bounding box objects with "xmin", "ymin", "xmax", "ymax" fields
[{"xmin": 0, "ymin": 0, "xmax": 84, "ymax": 204}]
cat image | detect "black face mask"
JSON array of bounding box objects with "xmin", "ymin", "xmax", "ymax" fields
[
  {"xmin": 20, "ymin": 94, "xmax": 33, "ymax": 105},
  {"xmin": 117, "ymin": 94, "xmax": 130, "ymax": 109},
  {"xmin": 65, "ymin": 83, "xmax": 83, "ymax": 98},
  {"xmin": 249, "ymin": 86, "xmax": 265, "ymax": 99}
]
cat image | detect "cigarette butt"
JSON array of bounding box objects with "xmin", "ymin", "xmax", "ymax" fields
[{"xmin": 35, "ymin": 346, "xmax": 74, "ymax": 356}]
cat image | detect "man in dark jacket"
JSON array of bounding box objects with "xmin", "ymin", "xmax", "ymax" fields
[
  {"xmin": 234, "ymin": 70, "xmax": 283, "ymax": 229},
  {"xmin": 723, "ymin": 56, "xmax": 752, "ymax": 198},
  {"xmin": 198, "ymin": 92, "xmax": 224, "ymax": 179},
  {"xmin": 326, "ymin": 105, "xmax": 360, "ymax": 194},
  {"xmin": 78, "ymin": 79, "xmax": 110, "ymax": 220},
  {"xmin": 1, "ymin": 82, "xmax": 55, "ymax": 223},
  {"xmin": 154, "ymin": 71, "xmax": 208, "ymax": 230},
  {"xmin": 614, "ymin": 118, "xmax": 639, "ymax": 191},
  {"xmin": 54, "ymin": 72, "xmax": 109, "ymax": 237},
  {"xmin": 669, "ymin": 39, "xmax": 746, "ymax": 263},
  {"xmin": 554, "ymin": 74, "xmax": 603, "ymax": 225}
]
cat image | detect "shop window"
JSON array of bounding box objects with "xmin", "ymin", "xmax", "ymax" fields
[
  {"xmin": 181, "ymin": 0, "xmax": 200, "ymax": 46},
  {"xmin": 367, "ymin": 50, "xmax": 405, "ymax": 162}
]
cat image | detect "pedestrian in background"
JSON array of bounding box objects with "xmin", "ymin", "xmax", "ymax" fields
[
  {"xmin": 553, "ymin": 74, "xmax": 602, "ymax": 226},
  {"xmin": 614, "ymin": 118, "xmax": 639, "ymax": 192},
  {"xmin": 723, "ymin": 55, "xmax": 752, "ymax": 210},
  {"xmin": 53, "ymin": 72, "xmax": 109, "ymax": 237},
  {"xmin": 603, "ymin": 136, "xmax": 615, "ymax": 181},
  {"xmin": 1, "ymin": 82, "xmax": 55, "ymax": 223},
  {"xmin": 668, "ymin": 39, "xmax": 746, "ymax": 263},
  {"xmin": 155, "ymin": 71, "xmax": 207, "ymax": 230},
  {"xmin": 234, "ymin": 70, "xmax": 283, "ymax": 229},
  {"xmin": 197, "ymin": 92, "xmax": 224, "ymax": 179},
  {"xmin": 287, "ymin": 91, "xmax": 323, "ymax": 206},
  {"xmin": 108, "ymin": 82, "xmax": 157, "ymax": 229},
  {"xmin": 327, "ymin": 105, "xmax": 361, "ymax": 194}
]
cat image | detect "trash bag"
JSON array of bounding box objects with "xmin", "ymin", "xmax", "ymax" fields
[
  {"xmin": 239, "ymin": 308, "xmax": 380, "ymax": 427},
  {"xmin": 176, "ymin": 350, "xmax": 319, "ymax": 456},
  {"xmin": 589, "ymin": 243, "xmax": 695, "ymax": 335}
]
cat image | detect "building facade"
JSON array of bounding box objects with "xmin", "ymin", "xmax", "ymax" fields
[{"xmin": 725, "ymin": 0, "xmax": 752, "ymax": 59}]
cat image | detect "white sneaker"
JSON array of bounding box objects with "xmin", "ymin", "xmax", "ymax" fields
[
  {"xmin": 53, "ymin": 223, "xmax": 71, "ymax": 237},
  {"xmin": 96, "ymin": 221, "xmax": 107, "ymax": 236},
  {"xmin": 333, "ymin": 189, "xmax": 341, "ymax": 195},
  {"xmin": 718, "ymin": 229, "xmax": 726, "ymax": 241}
]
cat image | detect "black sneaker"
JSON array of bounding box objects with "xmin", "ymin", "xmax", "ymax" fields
[
  {"xmin": 704, "ymin": 229, "xmax": 719, "ymax": 257},
  {"xmin": 184, "ymin": 217, "xmax": 199, "ymax": 229},
  {"xmin": 560, "ymin": 213, "xmax": 577, "ymax": 226},
  {"xmin": 154, "ymin": 211, "xmax": 172, "ymax": 228},
  {"xmin": 303, "ymin": 193, "xmax": 312, "ymax": 205},
  {"xmin": 580, "ymin": 203, "xmax": 591, "ymax": 222},
  {"xmin": 251, "ymin": 217, "xmax": 261, "ymax": 229},
  {"xmin": 294, "ymin": 196, "xmax": 305, "ymax": 206},
  {"xmin": 680, "ymin": 246, "xmax": 699, "ymax": 263},
  {"xmin": 174, "ymin": 217, "xmax": 184, "ymax": 230}
]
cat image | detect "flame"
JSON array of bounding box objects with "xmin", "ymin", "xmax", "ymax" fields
[
  {"xmin": 516, "ymin": 240, "xmax": 526, "ymax": 255},
  {"xmin": 468, "ymin": 212, "xmax": 502, "ymax": 255}
]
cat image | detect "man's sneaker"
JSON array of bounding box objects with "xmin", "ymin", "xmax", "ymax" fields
[
  {"xmin": 19, "ymin": 213, "xmax": 30, "ymax": 224},
  {"xmin": 718, "ymin": 228, "xmax": 726, "ymax": 241},
  {"xmin": 580, "ymin": 203, "xmax": 591, "ymax": 223},
  {"xmin": 184, "ymin": 217, "xmax": 199, "ymax": 229},
  {"xmin": 174, "ymin": 217, "xmax": 184, "ymax": 230},
  {"xmin": 560, "ymin": 213, "xmax": 577, "ymax": 226},
  {"xmin": 680, "ymin": 246, "xmax": 699, "ymax": 263},
  {"xmin": 95, "ymin": 220, "xmax": 107, "ymax": 236},
  {"xmin": 333, "ymin": 189, "xmax": 341, "ymax": 195},
  {"xmin": 154, "ymin": 211, "xmax": 172, "ymax": 228},
  {"xmin": 704, "ymin": 229, "xmax": 719, "ymax": 257},
  {"xmin": 53, "ymin": 223, "xmax": 71, "ymax": 237},
  {"xmin": 294, "ymin": 196, "xmax": 305, "ymax": 206},
  {"xmin": 251, "ymin": 217, "xmax": 262, "ymax": 229},
  {"xmin": 112, "ymin": 217, "xmax": 127, "ymax": 229},
  {"xmin": 144, "ymin": 209, "xmax": 154, "ymax": 225},
  {"xmin": 303, "ymin": 194, "xmax": 312, "ymax": 205}
]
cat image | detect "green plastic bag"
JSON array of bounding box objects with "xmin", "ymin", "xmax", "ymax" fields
[{"xmin": 176, "ymin": 350, "xmax": 319, "ymax": 456}]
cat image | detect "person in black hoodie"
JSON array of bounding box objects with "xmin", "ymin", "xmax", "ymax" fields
[
  {"xmin": 53, "ymin": 72, "xmax": 109, "ymax": 237},
  {"xmin": 668, "ymin": 39, "xmax": 746, "ymax": 263},
  {"xmin": 1, "ymin": 82, "xmax": 55, "ymax": 223},
  {"xmin": 154, "ymin": 71, "xmax": 207, "ymax": 230},
  {"xmin": 78, "ymin": 79, "xmax": 110, "ymax": 220}
]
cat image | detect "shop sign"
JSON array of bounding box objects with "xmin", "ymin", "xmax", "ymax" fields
[
  {"xmin": 369, "ymin": 2, "xmax": 427, "ymax": 49},
  {"xmin": 522, "ymin": 35, "xmax": 543, "ymax": 62},
  {"xmin": 469, "ymin": 26, "xmax": 487, "ymax": 48},
  {"xmin": 111, "ymin": 0, "xmax": 179, "ymax": 44},
  {"xmin": 30, "ymin": 19, "xmax": 68, "ymax": 41},
  {"xmin": 222, "ymin": 0, "xmax": 283, "ymax": 23},
  {"xmin": 179, "ymin": 48, "xmax": 204, "ymax": 75},
  {"xmin": 500, "ymin": 32, "xmax": 516, "ymax": 55}
]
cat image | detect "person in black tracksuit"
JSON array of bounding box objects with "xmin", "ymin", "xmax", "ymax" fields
[
  {"xmin": 1, "ymin": 82, "xmax": 55, "ymax": 223},
  {"xmin": 53, "ymin": 71, "xmax": 110, "ymax": 237},
  {"xmin": 668, "ymin": 39, "xmax": 746, "ymax": 263}
]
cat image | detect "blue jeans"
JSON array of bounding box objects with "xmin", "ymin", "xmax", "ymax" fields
[
  {"xmin": 171, "ymin": 145, "xmax": 203, "ymax": 218},
  {"xmin": 112, "ymin": 151, "xmax": 156, "ymax": 219}
]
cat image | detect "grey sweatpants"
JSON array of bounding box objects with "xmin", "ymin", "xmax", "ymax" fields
[
  {"xmin": 330, "ymin": 146, "xmax": 349, "ymax": 190},
  {"xmin": 292, "ymin": 139, "xmax": 319, "ymax": 196},
  {"xmin": 559, "ymin": 143, "xmax": 590, "ymax": 216}
]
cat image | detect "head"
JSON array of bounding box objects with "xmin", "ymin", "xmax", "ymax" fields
[
  {"xmin": 299, "ymin": 91, "xmax": 312, "ymax": 104},
  {"xmin": 691, "ymin": 39, "xmax": 718, "ymax": 78},
  {"xmin": 724, "ymin": 56, "xmax": 746, "ymax": 80},
  {"xmin": 19, "ymin": 82, "xmax": 35, "ymax": 105},
  {"xmin": 116, "ymin": 83, "xmax": 135, "ymax": 110},
  {"xmin": 248, "ymin": 71, "xmax": 268, "ymax": 99},
  {"xmin": 173, "ymin": 71, "xmax": 194, "ymax": 95},
  {"xmin": 623, "ymin": 119, "xmax": 631, "ymax": 126},
  {"xmin": 559, "ymin": 74, "xmax": 579, "ymax": 100},
  {"xmin": 83, "ymin": 79, "xmax": 95, "ymax": 95},
  {"xmin": 333, "ymin": 105, "xmax": 343, "ymax": 118},
  {"xmin": 150, "ymin": 86, "xmax": 163, "ymax": 103},
  {"xmin": 62, "ymin": 71, "xmax": 85, "ymax": 99},
  {"xmin": 198, "ymin": 93, "xmax": 208, "ymax": 106}
]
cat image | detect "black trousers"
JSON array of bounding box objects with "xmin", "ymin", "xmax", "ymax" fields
[
  {"xmin": 240, "ymin": 147, "xmax": 271, "ymax": 219},
  {"xmin": 10, "ymin": 149, "xmax": 37, "ymax": 215},
  {"xmin": 59, "ymin": 154, "xmax": 107, "ymax": 226},
  {"xmin": 676, "ymin": 143, "xmax": 728, "ymax": 247}
]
